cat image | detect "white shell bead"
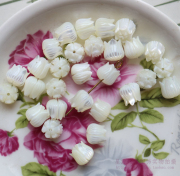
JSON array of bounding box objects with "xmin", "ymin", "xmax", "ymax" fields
[
  {"xmin": 104, "ymin": 39, "xmax": 124, "ymax": 61},
  {"xmin": 119, "ymin": 83, "xmax": 141, "ymax": 106},
  {"xmin": 26, "ymin": 103, "xmax": 49, "ymax": 127},
  {"xmin": 70, "ymin": 141, "xmax": 94, "ymax": 165},
  {"xmin": 86, "ymin": 123, "xmax": 106, "ymax": 144},
  {"xmin": 50, "ymin": 57, "xmax": 70, "ymax": 78},
  {"xmin": 69, "ymin": 90, "xmax": 93, "ymax": 112},
  {"xmin": 23, "ymin": 76, "xmax": 45, "ymax": 100},
  {"xmin": 46, "ymin": 99, "xmax": 67, "ymax": 120},
  {"xmin": 124, "ymin": 37, "xmax": 144, "ymax": 59},
  {"xmin": 46, "ymin": 78, "xmax": 66, "ymax": 98},
  {"xmin": 115, "ymin": 18, "xmax": 136, "ymax": 42},
  {"xmin": 97, "ymin": 62, "xmax": 120, "ymax": 85},
  {"xmin": 154, "ymin": 58, "xmax": 174, "ymax": 78},
  {"xmin": 145, "ymin": 41, "xmax": 165, "ymax": 64},
  {"xmin": 136, "ymin": 69, "xmax": 156, "ymax": 89},
  {"xmin": 55, "ymin": 22, "xmax": 77, "ymax": 45},
  {"xmin": 6, "ymin": 64, "xmax": 28, "ymax": 87},
  {"xmin": 159, "ymin": 76, "xmax": 180, "ymax": 99},
  {"xmin": 28, "ymin": 55, "xmax": 50, "ymax": 79},
  {"xmin": 84, "ymin": 35, "xmax": 104, "ymax": 58},
  {"xmin": 0, "ymin": 83, "xmax": 18, "ymax": 104},
  {"xmin": 95, "ymin": 18, "xmax": 115, "ymax": 38},
  {"xmin": 42, "ymin": 38, "xmax": 62, "ymax": 60},
  {"xmin": 42, "ymin": 119, "xmax": 63, "ymax": 139},
  {"xmin": 75, "ymin": 18, "xmax": 96, "ymax": 40},
  {"xmin": 89, "ymin": 99, "xmax": 111, "ymax": 122},
  {"xmin": 71, "ymin": 62, "xmax": 92, "ymax": 85}
]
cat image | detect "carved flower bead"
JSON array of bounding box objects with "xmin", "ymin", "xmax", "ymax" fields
[
  {"xmin": 6, "ymin": 64, "xmax": 28, "ymax": 87},
  {"xmin": 46, "ymin": 78, "xmax": 66, "ymax": 98},
  {"xmin": 42, "ymin": 38, "xmax": 62, "ymax": 60},
  {"xmin": 26, "ymin": 103, "xmax": 49, "ymax": 127},
  {"xmin": 50, "ymin": 57, "xmax": 70, "ymax": 78},
  {"xmin": 97, "ymin": 62, "xmax": 120, "ymax": 85},
  {"xmin": 75, "ymin": 18, "xmax": 96, "ymax": 40},
  {"xmin": 95, "ymin": 18, "xmax": 115, "ymax": 38},
  {"xmin": 28, "ymin": 55, "xmax": 50, "ymax": 79},
  {"xmin": 84, "ymin": 35, "xmax": 104, "ymax": 58},
  {"xmin": 42, "ymin": 119, "xmax": 63, "ymax": 139},
  {"xmin": 64, "ymin": 43, "xmax": 85, "ymax": 63},
  {"xmin": 23, "ymin": 76, "xmax": 45, "ymax": 99},
  {"xmin": 154, "ymin": 58, "xmax": 174, "ymax": 78},
  {"xmin": 136, "ymin": 69, "xmax": 156, "ymax": 89},
  {"xmin": 119, "ymin": 83, "xmax": 141, "ymax": 106},
  {"xmin": 71, "ymin": 62, "xmax": 92, "ymax": 85},
  {"xmin": 0, "ymin": 83, "xmax": 18, "ymax": 104}
]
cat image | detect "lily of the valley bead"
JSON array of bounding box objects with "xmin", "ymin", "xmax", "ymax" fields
[
  {"xmin": 46, "ymin": 99, "xmax": 67, "ymax": 120},
  {"xmin": 71, "ymin": 62, "xmax": 92, "ymax": 85},
  {"xmin": 69, "ymin": 90, "xmax": 93, "ymax": 112},
  {"xmin": 28, "ymin": 55, "xmax": 50, "ymax": 79},
  {"xmin": 46, "ymin": 78, "xmax": 66, "ymax": 98},
  {"xmin": 136, "ymin": 69, "xmax": 156, "ymax": 89},
  {"xmin": 86, "ymin": 123, "xmax": 106, "ymax": 144},
  {"xmin": 55, "ymin": 22, "xmax": 77, "ymax": 45},
  {"xmin": 119, "ymin": 83, "xmax": 141, "ymax": 106},
  {"xmin": 23, "ymin": 76, "xmax": 45, "ymax": 99},
  {"xmin": 160, "ymin": 76, "xmax": 180, "ymax": 99},
  {"xmin": 64, "ymin": 42, "xmax": 85, "ymax": 63},
  {"xmin": 0, "ymin": 83, "xmax": 18, "ymax": 104},
  {"xmin": 89, "ymin": 99, "xmax": 111, "ymax": 122},
  {"xmin": 26, "ymin": 103, "xmax": 49, "ymax": 127},
  {"xmin": 84, "ymin": 35, "xmax": 104, "ymax": 58},
  {"xmin": 124, "ymin": 37, "xmax": 144, "ymax": 59},
  {"xmin": 50, "ymin": 57, "xmax": 70, "ymax": 78},
  {"xmin": 42, "ymin": 119, "xmax": 63, "ymax": 139},
  {"xmin": 95, "ymin": 18, "xmax": 115, "ymax": 38},
  {"xmin": 70, "ymin": 141, "xmax": 94, "ymax": 165},
  {"xmin": 104, "ymin": 39, "xmax": 124, "ymax": 61},
  {"xmin": 97, "ymin": 62, "xmax": 120, "ymax": 85},
  {"xmin": 42, "ymin": 38, "xmax": 62, "ymax": 60},
  {"xmin": 75, "ymin": 18, "xmax": 96, "ymax": 40}
]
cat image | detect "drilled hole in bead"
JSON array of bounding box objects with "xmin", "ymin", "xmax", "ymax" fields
[
  {"xmin": 162, "ymin": 68, "xmax": 164, "ymax": 70},
  {"xmin": 7, "ymin": 93, "xmax": 10, "ymax": 96},
  {"xmin": 54, "ymin": 87, "xmax": 56, "ymax": 89},
  {"xmin": 59, "ymin": 67, "xmax": 61, "ymax": 69},
  {"xmin": 73, "ymin": 51, "xmax": 76, "ymax": 53}
]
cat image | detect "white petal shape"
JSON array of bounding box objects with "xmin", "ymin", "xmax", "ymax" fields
[
  {"xmin": 84, "ymin": 35, "xmax": 104, "ymax": 58},
  {"xmin": 89, "ymin": 99, "xmax": 111, "ymax": 122},
  {"xmin": 42, "ymin": 119, "xmax": 63, "ymax": 138},
  {"xmin": 23, "ymin": 76, "xmax": 45, "ymax": 100},
  {"xmin": 26, "ymin": 103, "xmax": 49, "ymax": 127},
  {"xmin": 64, "ymin": 43, "xmax": 85, "ymax": 63},
  {"xmin": 136, "ymin": 69, "xmax": 156, "ymax": 89},
  {"xmin": 69, "ymin": 90, "xmax": 93, "ymax": 112},
  {"xmin": 159, "ymin": 76, "xmax": 180, "ymax": 99},
  {"xmin": 145, "ymin": 41, "xmax": 165, "ymax": 64},
  {"xmin": 6, "ymin": 64, "xmax": 28, "ymax": 87},
  {"xmin": 154, "ymin": 58, "xmax": 174, "ymax": 78},
  {"xmin": 55, "ymin": 22, "xmax": 77, "ymax": 45},
  {"xmin": 71, "ymin": 62, "xmax": 92, "ymax": 85},
  {"xmin": 119, "ymin": 83, "xmax": 141, "ymax": 106},
  {"xmin": 104, "ymin": 39, "xmax": 124, "ymax": 61},
  {"xmin": 97, "ymin": 62, "xmax": 120, "ymax": 85},
  {"xmin": 70, "ymin": 141, "xmax": 94, "ymax": 165},
  {"xmin": 46, "ymin": 78, "xmax": 66, "ymax": 98},
  {"xmin": 75, "ymin": 18, "xmax": 96, "ymax": 40},
  {"xmin": 42, "ymin": 38, "xmax": 62, "ymax": 60},
  {"xmin": 0, "ymin": 83, "xmax": 18, "ymax": 104},
  {"xmin": 124, "ymin": 37, "xmax": 144, "ymax": 59},
  {"xmin": 50, "ymin": 57, "xmax": 70, "ymax": 78},
  {"xmin": 95, "ymin": 18, "xmax": 115, "ymax": 38},
  {"xmin": 115, "ymin": 18, "xmax": 136, "ymax": 42},
  {"xmin": 86, "ymin": 123, "xmax": 106, "ymax": 144},
  {"xmin": 46, "ymin": 99, "xmax": 67, "ymax": 120},
  {"xmin": 28, "ymin": 55, "xmax": 50, "ymax": 79}
]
